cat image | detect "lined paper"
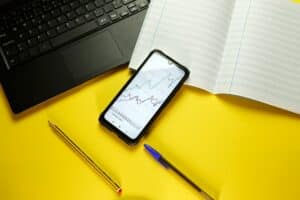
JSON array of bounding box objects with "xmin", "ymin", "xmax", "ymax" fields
[
  {"xmin": 130, "ymin": 0, "xmax": 300, "ymax": 114},
  {"xmin": 129, "ymin": 0, "xmax": 235, "ymax": 91},
  {"xmin": 215, "ymin": 0, "xmax": 254, "ymax": 92},
  {"xmin": 217, "ymin": 0, "xmax": 300, "ymax": 114}
]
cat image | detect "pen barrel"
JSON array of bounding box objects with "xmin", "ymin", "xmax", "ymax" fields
[{"xmin": 162, "ymin": 158, "xmax": 214, "ymax": 200}]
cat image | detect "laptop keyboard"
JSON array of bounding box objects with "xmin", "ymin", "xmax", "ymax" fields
[{"xmin": 0, "ymin": 0, "xmax": 149, "ymax": 69}]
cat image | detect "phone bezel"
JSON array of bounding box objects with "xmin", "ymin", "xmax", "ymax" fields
[{"xmin": 99, "ymin": 49, "xmax": 190, "ymax": 145}]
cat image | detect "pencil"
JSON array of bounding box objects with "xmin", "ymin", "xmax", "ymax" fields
[{"xmin": 48, "ymin": 121, "xmax": 122, "ymax": 194}]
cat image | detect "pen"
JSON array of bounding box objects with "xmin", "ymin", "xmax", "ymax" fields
[
  {"xmin": 48, "ymin": 121, "xmax": 122, "ymax": 194},
  {"xmin": 144, "ymin": 144, "xmax": 214, "ymax": 200}
]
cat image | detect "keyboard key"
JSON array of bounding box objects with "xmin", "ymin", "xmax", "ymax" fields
[
  {"xmin": 80, "ymin": 0, "xmax": 90, "ymax": 4},
  {"xmin": 84, "ymin": 12, "xmax": 96, "ymax": 21},
  {"xmin": 2, "ymin": 40, "xmax": 16, "ymax": 48},
  {"xmin": 66, "ymin": 21, "xmax": 76, "ymax": 29},
  {"xmin": 94, "ymin": 8, "xmax": 104, "ymax": 17},
  {"xmin": 8, "ymin": 57, "xmax": 18, "ymax": 66},
  {"xmin": 61, "ymin": 5, "xmax": 71, "ymax": 13},
  {"xmin": 70, "ymin": 1, "xmax": 80, "ymax": 9},
  {"xmin": 51, "ymin": 8, "xmax": 61, "ymax": 18},
  {"xmin": 119, "ymin": 7, "xmax": 129, "ymax": 17},
  {"xmin": 51, "ymin": 21, "xmax": 98, "ymax": 47},
  {"xmin": 28, "ymin": 28, "xmax": 39, "ymax": 37},
  {"xmin": 17, "ymin": 42, "xmax": 28, "ymax": 52},
  {"xmin": 129, "ymin": 6, "xmax": 138, "ymax": 13},
  {"xmin": 27, "ymin": 38, "xmax": 38, "ymax": 47},
  {"xmin": 104, "ymin": 4, "xmax": 114, "ymax": 13},
  {"xmin": 109, "ymin": 12, "xmax": 120, "ymax": 21},
  {"xmin": 31, "ymin": 18, "xmax": 39, "ymax": 26},
  {"xmin": 97, "ymin": 15, "xmax": 110, "ymax": 26},
  {"xmin": 138, "ymin": 0, "xmax": 148, "ymax": 9},
  {"xmin": 37, "ymin": 33, "xmax": 47, "ymax": 42},
  {"xmin": 112, "ymin": 0, "xmax": 123, "ymax": 8},
  {"xmin": 21, "ymin": 22, "xmax": 30, "ymax": 29},
  {"xmin": 127, "ymin": 2, "xmax": 136, "ymax": 9},
  {"xmin": 56, "ymin": 24, "xmax": 68, "ymax": 34},
  {"xmin": 38, "ymin": 24, "xmax": 48, "ymax": 33},
  {"xmin": 76, "ymin": 6, "xmax": 87, "ymax": 15},
  {"xmin": 18, "ymin": 32, "xmax": 28, "ymax": 41},
  {"xmin": 94, "ymin": 0, "xmax": 104, "ymax": 7},
  {"xmin": 75, "ymin": 16, "xmax": 85, "ymax": 25},
  {"xmin": 33, "ymin": 8, "xmax": 43, "ymax": 17},
  {"xmin": 11, "ymin": 26, "xmax": 19, "ymax": 33},
  {"xmin": 48, "ymin": 19, "xmax": 58, "ymax": 28},
  {"xmin": 66, "ymin": 11, "xmax": 76, "ymax": 20},
  {"xmin": 57, "ymin": 15, "xmax": 67, "ymax": 24},
  {"xmin": 52, "ymin": 1, "xmax": 62, "ymax": 8},
  {"xmin": 0, "ymin": 33, "xmax": 8, "ymax": 44},
  {"xmin": 46, "ymin": 29, "xmax": 58, "ymax": 38},
  {"xmin": 85, "ymin": 3, "xmax": 96, "ymax": 11},
  {"xmin": 4, "ymin": 45, "xmax": 18, "ymax": 57},
  {"xmin": 41, "ymin": 13, "xmax": 51, "ymax": 22},
  {"xmin": 63, "ymin": 0, "xmax": 72, "ymax": 4},
  {"xmin": 122, "ymin": 0, "xmax": 134, "ymax": 4}
]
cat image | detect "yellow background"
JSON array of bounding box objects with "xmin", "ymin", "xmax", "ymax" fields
[{"xmin": 1, "ymin": 66, "xmax": 300, "ymax": 200}]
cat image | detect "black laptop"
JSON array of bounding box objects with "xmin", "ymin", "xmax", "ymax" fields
[{"xmin": 0, "ymin": 0, "xmax": 149, "ymax": 114}]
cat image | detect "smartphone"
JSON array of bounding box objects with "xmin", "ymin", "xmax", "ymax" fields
[{"xmin": 99, "ymin": 50, "xmax": 190, "ymax": 145}]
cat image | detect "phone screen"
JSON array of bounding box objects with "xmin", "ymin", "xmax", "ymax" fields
[{"xmin": 101, "ymin": 51, "xmax": 189, "ymax": 143}]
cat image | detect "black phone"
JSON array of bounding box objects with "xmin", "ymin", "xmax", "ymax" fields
[{"xmin": 99, "ymin": 50, "xmax": 190, "ymax": 145}]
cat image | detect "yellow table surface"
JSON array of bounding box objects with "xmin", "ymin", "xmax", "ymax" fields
[{"xmin": 1, "ymin": 66, "xmax": 300, "ymax": 200}]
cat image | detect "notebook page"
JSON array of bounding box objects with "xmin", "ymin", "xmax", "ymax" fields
[
  {"xmin": 215, "ymin": 0, "xmax": 254, "ymax": 92},
  {"xmin": 129, "ymin": 0, "xmax": 235, "ymax": 92},
  {"xmin": 216, "ymin": 0, "xmax": 300, "ymax": 114}
]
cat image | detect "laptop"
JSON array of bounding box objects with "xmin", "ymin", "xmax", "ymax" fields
[{"xmin": 0, "ymin": 0, "xmax": 149, "ymax": 114}]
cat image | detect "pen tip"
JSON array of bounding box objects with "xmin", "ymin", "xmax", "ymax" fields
[
  {"xmin": 143, "ymin": 144, "xmax": 152, "ymax": 153},
  {"xmin": 48, "ymin": 120, "xmax": 54, "ymax": 127},
  {"xmin": 144, "ymin": 144, "xmax": 161, "ymax": 160}
]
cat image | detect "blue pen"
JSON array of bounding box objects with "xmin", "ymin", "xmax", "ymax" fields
[{"xmin": 144, "ymin": 144, "xmax": 214, "ymax": 200}]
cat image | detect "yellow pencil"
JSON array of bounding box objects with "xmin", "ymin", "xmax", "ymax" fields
[{"xmin": 48, "ymin": 121, "xmax": 122, "ymax": 194}]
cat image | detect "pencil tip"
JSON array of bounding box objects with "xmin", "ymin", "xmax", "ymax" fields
[
  {"xmin": 117, "ymin": 188, "xmax": 122, "ymax": 194},
  {"xmin": 48, "ymin": 120, "xmax": 55, "ymax": 128}
]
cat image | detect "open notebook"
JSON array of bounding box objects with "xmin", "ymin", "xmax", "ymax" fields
[{"xmin": 129, "ymin": 0, "xmax": 300, "ymax": 114}]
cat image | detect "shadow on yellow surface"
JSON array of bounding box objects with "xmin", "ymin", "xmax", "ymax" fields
[{"xmin": 218, "ymin": 94, "xmax": 300, "ymax": 119}]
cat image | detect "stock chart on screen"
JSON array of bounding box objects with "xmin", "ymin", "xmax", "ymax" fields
[{"xmin": 104, "ymin": 52, "xmax": 185, "ymax": 139}]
